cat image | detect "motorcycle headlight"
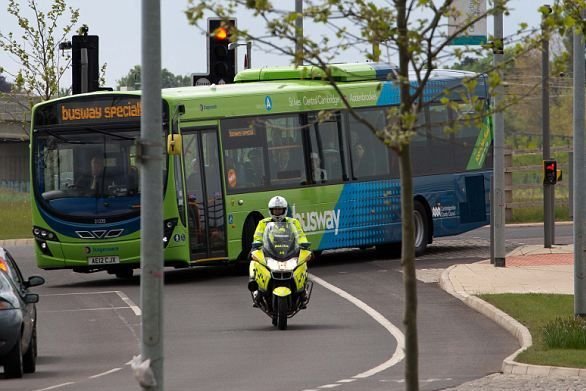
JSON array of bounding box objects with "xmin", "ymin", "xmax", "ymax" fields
[{"xmin": 267, "ymin": 257, "xmax": 298, "ymax": 271}]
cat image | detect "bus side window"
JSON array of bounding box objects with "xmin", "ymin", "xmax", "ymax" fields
[
  {"xmin": 427, "ymin": 103, "xmax": 453, "ymax": 175},
  {"xmin": 266, "ymin": 115, "xmax": 306, "ymax": 185},
  {"xmin": 308, "ymin": 111, "xmax": 344, "ymax": 183},
  {"xmin": 347, "ymin": 108, "xmax": 390, "ymax": 180}
]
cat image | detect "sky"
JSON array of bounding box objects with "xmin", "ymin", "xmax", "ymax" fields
[{"xmin": 0, "ymin": 0, "xmax": 546, "ymax": 89}]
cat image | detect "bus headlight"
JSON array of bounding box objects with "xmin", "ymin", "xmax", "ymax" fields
[
  {"xmin": 32, "ymin": 226, "xmax": 59, "ymax": 242},
  {"xmin": 162, "ymin": 218, "xmax": 178, "ymax": 248},
  {"xmin": 33, "ymin": 226, "xmax": 58, "ymax": 257}
]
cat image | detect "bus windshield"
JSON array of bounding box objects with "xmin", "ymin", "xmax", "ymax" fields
[{"xmin": 33, "ymin": 127, "xmax": 141, "ymax": 219}]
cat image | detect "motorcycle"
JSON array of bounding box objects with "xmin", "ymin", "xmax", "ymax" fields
[{"xmin": 247, "ymin": 221, "xmax": 313, "ymax": 330}]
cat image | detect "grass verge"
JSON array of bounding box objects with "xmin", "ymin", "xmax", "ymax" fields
[
  {"xmin": 0, "ymin": 190, "xmax": 31, "ymax": 240},
  {"xmin": 479, "ymin": 293, "xmax": 586, "ymax": 368}
]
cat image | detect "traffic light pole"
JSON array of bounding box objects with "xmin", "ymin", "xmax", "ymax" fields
[
  {"xmin": 138, "ymin": 0, "xmax": 164, "ymax": 389},
  {"xmin": 295, "ymin": 0, "xmax": 303, "ymax": 65},
  {"xmin": 542, "ymin": 6, "xmax": 554, "ymax": 248},
  {"xmin": 573, "ymin": 9, "xmax": 586, "ymax": 318},
  {"xmin": 492, "ymin": 4, "xmax": 506, "ymax": 268}
]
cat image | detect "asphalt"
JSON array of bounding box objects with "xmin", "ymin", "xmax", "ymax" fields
[
  {"xmin": 440, "ymin": 243, "xmax": 586, "ymax": 391},
  {"xmin": 4, "ymin": 238, "xmax": 585, "ymax": 389}
]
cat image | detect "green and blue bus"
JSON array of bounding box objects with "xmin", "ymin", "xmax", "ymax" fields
[{"xmin": 30, "ymin": 63, "xmax": 492, "ymax": 277}]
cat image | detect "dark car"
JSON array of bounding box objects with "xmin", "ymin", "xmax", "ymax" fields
[{"xmin": 0, "ymin": 248, "xmax": 45, "ymax": 378}]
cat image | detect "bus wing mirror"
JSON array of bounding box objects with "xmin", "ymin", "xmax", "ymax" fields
[{"xmin": 167, "ymin": 134, "xmax": 182, "ymax": 155}]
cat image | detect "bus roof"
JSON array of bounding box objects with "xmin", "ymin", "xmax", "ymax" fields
[{"xmin": 32, "ymin": 63, "xmax": 487, "ymax": 124}]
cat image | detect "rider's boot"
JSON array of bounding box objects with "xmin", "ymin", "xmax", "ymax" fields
[
  {"xmin": 299, "ymin": 290, "xmax": 308, "ymax": 309},
  {"xmin": 252, "ymin": 290, "xmax": 260, "ymax": 308}
]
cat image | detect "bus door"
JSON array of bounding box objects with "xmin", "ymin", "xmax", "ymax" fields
[{"xmin": 182, "ymin": 128, "xmax": 226, "ymax": 260}]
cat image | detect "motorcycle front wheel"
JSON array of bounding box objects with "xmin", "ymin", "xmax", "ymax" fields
[{"xmin": 276, "ymin": 296, "xmax": 288, "ymax": 330}]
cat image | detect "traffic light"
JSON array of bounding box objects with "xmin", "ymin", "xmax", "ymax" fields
[
  {"xmin": 72, "ymin": 34, "xmax": 100, "ymax": 94},
  {"xmin": 208, "ymin": 18, "xmax": 236, "ymax": 84},
  {"xmin": 543, "ymin": 159, "xmax": 557, "ymax": 185}
]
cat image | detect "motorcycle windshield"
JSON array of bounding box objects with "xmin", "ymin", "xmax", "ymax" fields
[{"xmin": 262, "ymin": 221, "xmax": 300, "ymax": 260}]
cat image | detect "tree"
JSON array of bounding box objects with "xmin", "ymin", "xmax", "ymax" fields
[
  {"xmin": 186, "ymin": 1, "xmax": 583, "ymax": 389},
  {"xmin": 0, "ymin": 0, "xmax": 79, "ymax": 100},
  {"xmin": 0, "ymin": 0, "xmax": 79, "ymax": 136},
  {"xmin": 117, "ymin": 65, "xmax": 192, "ymax": 90}
]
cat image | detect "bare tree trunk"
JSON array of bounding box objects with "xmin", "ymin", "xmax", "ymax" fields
[
  {"xmin": 395, "ymin": 0, "xmax": 419, "ymax": 389},
  {"xmin": 399, "ymin": 146, "xmax": 419, "ymax": 391}
]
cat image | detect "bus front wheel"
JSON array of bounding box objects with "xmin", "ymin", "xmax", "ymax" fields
[
  {"xmin": 115, "ymin": 267, "xmax": 134, "ymax": 280},
  {"xmin": 239, "ymin": 215, "xmax": 260, "ymax": 261}
]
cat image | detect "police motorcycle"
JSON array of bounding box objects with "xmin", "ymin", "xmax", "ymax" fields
[{"xmin": 247, "ymin": 221, "xmax": 313, "ymax": 330}]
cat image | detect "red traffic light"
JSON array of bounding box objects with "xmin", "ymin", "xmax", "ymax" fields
[{"xmin": 543, "ymin": 159, "xmax": 557, "ymax": 185}]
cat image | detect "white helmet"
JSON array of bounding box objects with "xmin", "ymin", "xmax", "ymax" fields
[{"xmin": 268, "ymin": 196, "xmax": 288, "ymax": 222}]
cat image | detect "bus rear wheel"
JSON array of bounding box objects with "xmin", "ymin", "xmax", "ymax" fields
[{"xmin": 414, "ymin": 200, "xmax": 429, "ymax": 257}]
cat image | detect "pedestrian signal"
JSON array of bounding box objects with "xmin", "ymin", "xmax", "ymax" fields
[{"xmin": 543, "ymin": 160, "xmax": 557, "ymax": 185}]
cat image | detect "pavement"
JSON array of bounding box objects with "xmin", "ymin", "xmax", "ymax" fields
[{"xmin": 439, "ymin": 243, "xmax": 586, "ymax": 391}]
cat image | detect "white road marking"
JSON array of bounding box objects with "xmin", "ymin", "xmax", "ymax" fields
[
  {"xmin": 44, "ymin": 290, "xmax": 122, "ymax": 296},
  {"xmin": 309, "ymin": 274, "xmax": 405, "ymax": 381},
  {"xmin": 42, "ymin": 290, "xmax": 141, "ymax": 316},
  {"xmin": 89, "ymin": 367, "xmax": 123, "ymax": 379},
  {"xmin": 33, "ymin": 291, "xmax": 140, "ymax": 390},
  {"xmin": 115, "ymin": 290, "xmax": 142, "ymax": 316},
  {"xmin": 41, "ymin": 306, "xmax": 134, "ymax": 313},
  {"xmin": 336, "ymin": 379, "xmax": 357, "ymax": 383},
  {"xmin": 33, "ymin": 382, "xmax": 75, "ymax": 391}
]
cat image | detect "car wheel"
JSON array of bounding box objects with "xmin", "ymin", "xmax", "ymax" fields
[
  {"xmin": 23, "ymin": 328, "xmax": 37, "ymax": 374},
  {"xmin": 4, "ymin": 331, "xmax": 23, "ymax": 378}
]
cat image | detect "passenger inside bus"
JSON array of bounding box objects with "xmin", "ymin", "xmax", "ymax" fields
[
  {"xmin": 272, "ymin": 148, "xmax": 301, "ymax": 180},
  {"xmin": 243, "ymin": 148, "xmax": 264, "ymax": 187},
  {"xmin": 352, "ymin": 142, "xmax": 374, "ymax": 178},
  {"xmin": 311, "ymin": 152, "xmax": 327, "ymax": 182},
  {"xmin": 274, "ymin": 149, "xmax": 292, "ymax": 171}
]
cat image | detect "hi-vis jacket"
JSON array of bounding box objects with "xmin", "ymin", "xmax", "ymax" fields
[{"xmin": 252, "ymin": 217, "xmax": 309, "ymax": 248}]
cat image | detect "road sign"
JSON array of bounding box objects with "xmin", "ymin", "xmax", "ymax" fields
[{"xmin": 448, "ymin": 0, "xmax": 487, "ymax": 45}]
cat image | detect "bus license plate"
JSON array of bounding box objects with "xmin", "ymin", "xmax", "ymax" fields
[{"xmin": 88, "ymin": 256, "xmax": 120, "ymax": 265}]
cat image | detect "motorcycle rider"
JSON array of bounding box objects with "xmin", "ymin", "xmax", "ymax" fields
[
  {"xmin": 252, "ymin": 196, "xmax": 308, "ymax": 248},
  {"xmin": 250, "ymin": 195, "xmax": 311, "ymax": 307}
]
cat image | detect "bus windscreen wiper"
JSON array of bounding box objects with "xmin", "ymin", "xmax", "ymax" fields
[
  {"xmin": 85, "ymin": 127, "xmax": 135, "ymax": 141},
  {"xmin": 40, "ymin": 129, "xmax": 87, "ymax": 144}
]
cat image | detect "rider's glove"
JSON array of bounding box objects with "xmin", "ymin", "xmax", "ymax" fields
[{"xmin": 299, "ymin": 242, "xmax": 311, "ymax": 250}]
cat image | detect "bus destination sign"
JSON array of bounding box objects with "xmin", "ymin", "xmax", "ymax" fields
[{"xmin": 60, "ymin": 99, "xmax": 142, "ymax": 123}]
